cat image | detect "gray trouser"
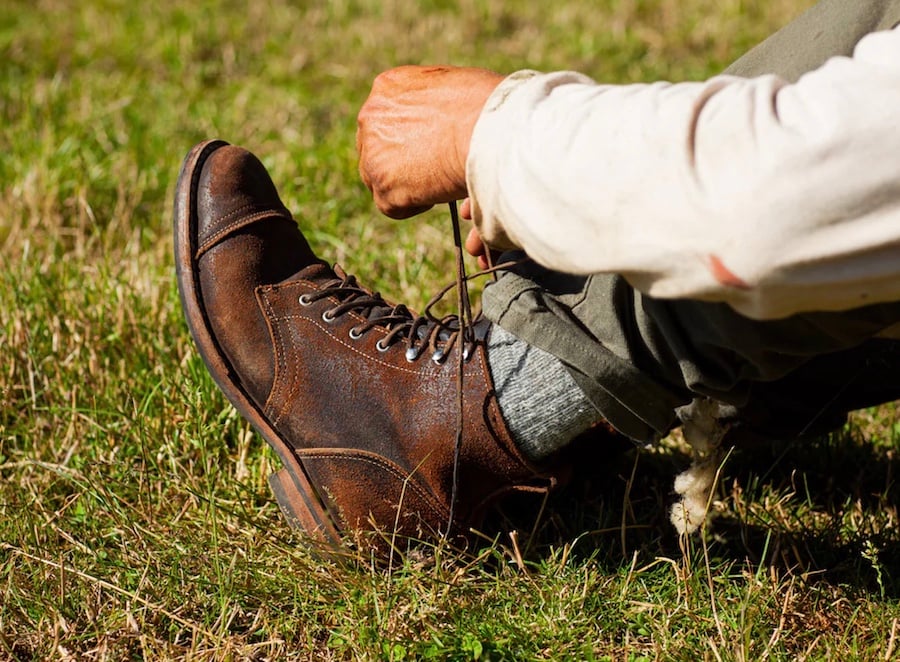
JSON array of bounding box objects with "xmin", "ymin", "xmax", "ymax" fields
[{"xmin": 484, "ymin": 0, "xmax": 900, "ymax": 443}]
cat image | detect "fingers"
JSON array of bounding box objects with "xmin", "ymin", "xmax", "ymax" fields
[
  {"xmin": 465, "ymin": 226, "xmax": 484, "ymax": 257},
  {"xmin": 460, "ymin": 197, "xmax": 472, "ymax": 220},
  {"xmin": 462, "ymin": 199, "xmax": 485, "ymax": 267}
]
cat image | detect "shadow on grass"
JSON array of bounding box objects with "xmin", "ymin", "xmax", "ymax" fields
[{"xmin": 485, "ymin": 421, "xmax": 900, "ymax": 597}]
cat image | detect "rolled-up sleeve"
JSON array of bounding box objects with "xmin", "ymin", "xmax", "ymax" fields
[{"xmin": 466, "ymin": 27, "xmax": 900, "ymax": 320}]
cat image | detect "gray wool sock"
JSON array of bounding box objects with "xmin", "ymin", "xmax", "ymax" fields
[{"xmin": 487, "ymin": 325, "xmax": 601, "ymax": 461}]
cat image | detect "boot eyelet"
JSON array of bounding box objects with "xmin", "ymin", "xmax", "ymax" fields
[
  {"xmin": 348, "ymin": 326, "xmax": 364, "ymax": 340},
  {"xmin": 431, "ymin": 348, "xmax": 446, "ymax": 364},
  {"xmin": 322, "ymin": 309, "xmax": 337, "ymax": 323},
  {"xmin": 299, "ymin": 294, "xmax": 313, "ymax": 306},
  {"xmin": 405, "ymin": 346, "xmax": 421, "ymax": 362},
  {"xmin": 376, "ymin": 338, "xmax": 391, "ymax": 352}
]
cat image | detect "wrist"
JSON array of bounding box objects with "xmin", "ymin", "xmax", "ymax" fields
[{"xmin": 454, "ymin": 71, "xmax": 506, "ymax": 192}]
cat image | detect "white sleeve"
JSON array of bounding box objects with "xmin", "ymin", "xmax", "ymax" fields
[{"xmin": 466, "ymin": 27, "xmax": 900, "ymax": 320}]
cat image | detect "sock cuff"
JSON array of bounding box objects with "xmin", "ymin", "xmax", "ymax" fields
[{"xmin": 488, "ymin": 325, "xmax": 601, "ymax": 461}]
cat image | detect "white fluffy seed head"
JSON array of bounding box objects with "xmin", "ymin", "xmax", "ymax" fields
[
  {"xmin": 677, "ymin": 398, "xmax": 729, "ymax": 454},
  {"xmin": 670, "ymin": 397, "xmax": 729, "ymax": 535},
  {"xmin": 669, "ymin": 460, "xmax": 717, "ymax": 535}
]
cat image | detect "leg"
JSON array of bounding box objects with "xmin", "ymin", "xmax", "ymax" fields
[
  {"xmin": 724, "ymin": 0, "xmax": 900, "ymax": 81},
  {"xmin": 485, "ymin": 255, "xmax": 900, "ymax": 444},
  {"xmin": 724, "ymin": 338, "xmax": 900, "ymax": 439}
]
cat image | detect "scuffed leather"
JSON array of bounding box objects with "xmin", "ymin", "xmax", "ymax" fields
[{"xmin": 192, "ymin": 144, "xmax": 560, "ymax": 540}]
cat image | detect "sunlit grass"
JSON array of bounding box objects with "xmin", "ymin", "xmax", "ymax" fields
[{"xmin": 5, "ymin": 0, "xmax": 900, "ymax": 659}]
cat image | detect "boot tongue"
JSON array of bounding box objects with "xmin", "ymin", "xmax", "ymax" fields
[
  {"xmin": 330, "ymin": 263, "xmax": 404, "ymax": 324},
  {"xmin": 281, "ymin": 261, "xmax": 336, "ymax": 285}
]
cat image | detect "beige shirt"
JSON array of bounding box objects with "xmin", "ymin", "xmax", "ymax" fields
[{"xmin": 467, "ymin": 26, "xmax": 900, "ymax": 320}]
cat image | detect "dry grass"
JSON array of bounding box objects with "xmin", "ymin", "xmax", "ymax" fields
[{"xmin": 5, "ymin": 0, "xmax": 900, "ymax": 659}]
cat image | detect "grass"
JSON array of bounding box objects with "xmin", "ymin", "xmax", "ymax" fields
[{"xmin": 3, "ymin": 0, "xmax": 900, "ymax": 658}]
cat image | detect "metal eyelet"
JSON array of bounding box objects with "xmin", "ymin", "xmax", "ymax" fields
[
  {"xmin": 376, "ymin": 338, "xmax": 391, "ymax": 353},
  {"xmin": 322, "ymin": 309, "xmax": 336, "ymax": 323},
  {"xmin": 405, "ymin": 346, "xmax": 421, "ymax": 363},
  {"xmin": 431, "ymin": 348, "xmax": 446, "ymax": 364},
  {"xmin": 299, "ymin": 294, "xmax": 313, "ymax": 306},
  {"xmin": 348, "ymin": 326, "xmax": 364, "ymax": 340}
]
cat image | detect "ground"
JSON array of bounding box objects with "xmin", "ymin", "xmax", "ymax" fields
[{"xmin": 3, "ymin": 1, "xmax": 900, "ymax": 659}]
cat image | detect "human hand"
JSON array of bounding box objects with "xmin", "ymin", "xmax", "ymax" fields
[
  {"xmin": 461, "ymin": 198, "xmax": 502, "ymax": 270},
  {"xmin": 357, "ymin": 65, "xmax": 504, "ymax": 219}
]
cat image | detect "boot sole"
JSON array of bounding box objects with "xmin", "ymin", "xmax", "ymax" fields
[{"xmin": 173, "ymin": 140, "xmax": 343, "ymax": 549}]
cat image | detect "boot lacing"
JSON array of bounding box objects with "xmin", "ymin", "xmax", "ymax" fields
[
  {"xmin": 300, "ymin": 201, "xmax": 528, "ymax": 539},
  {"xmin": 300, "ymin": 269, "xmax": 474, "ymax": 365}
]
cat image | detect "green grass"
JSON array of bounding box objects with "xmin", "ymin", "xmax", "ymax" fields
[{"xmin": 4, "ymin": 0, "xmax": 900, "ymax": 659}]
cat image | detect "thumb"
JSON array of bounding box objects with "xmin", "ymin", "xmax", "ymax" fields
[{"xmin": 460, "ymin": 197, "xmax": 472, "ymax": 220}]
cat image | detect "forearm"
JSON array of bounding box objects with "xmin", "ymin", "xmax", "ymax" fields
[{"xmin": 466, "ymin": 28, "xmax": 900, "ymax": 319}]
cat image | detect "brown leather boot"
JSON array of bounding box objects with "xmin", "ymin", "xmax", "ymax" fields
[{"xmin": 174, "ymin": 140, "xmax": 564, "ymax": 552}]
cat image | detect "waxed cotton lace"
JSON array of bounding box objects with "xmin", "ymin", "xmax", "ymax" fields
[
  {"xmin": 448, "ymin": 200, "xmax": 470, "ymax": 535},
  {"xmin": 448, "ymin": 201, "xmax": 524, "ymax": 536},
  {"xmin": 301, "ymin": 266, "xmax": 474, "ymax": 365},
  {"xmin": 303, "ymin": 203, "xmax": 517, "ymax": 369}
]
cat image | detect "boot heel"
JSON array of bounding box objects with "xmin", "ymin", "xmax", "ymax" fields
[{"xmin": 268, "ymin": 468, "xmax": 342, "ymax": 546}]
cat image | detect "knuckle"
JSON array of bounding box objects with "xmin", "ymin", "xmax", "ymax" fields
[
  {"xmin": 371, "ymin": 70, "xmax": 393, "ymax": 90},
  {"xmin": 375, "ymin": 191, "xmax": 405, "ymax": 218}
]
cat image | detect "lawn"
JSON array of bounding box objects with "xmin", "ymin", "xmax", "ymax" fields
[{"xmin": 4, "ymin": 0, "xmax": 900, "ymax": 659}]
